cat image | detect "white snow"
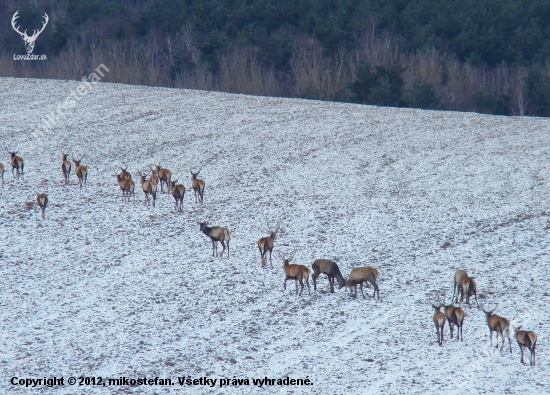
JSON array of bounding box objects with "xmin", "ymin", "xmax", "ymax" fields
[{"xmin": 0, "ymin": 77, "xmax": 549, "ymax": 394}]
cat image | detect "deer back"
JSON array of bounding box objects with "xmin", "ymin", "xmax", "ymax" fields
[
  {"xmin": 454, "ymin": 270, "xmax": 469, "ymax": 285},
  {"xmin": 36, "ymin": 193, "xmax": 48, "ymax": 208},
  {"xmin": 312, "ymin": 259, "xmax": 345, "ymax": 282},
  {"xmin": 516, "ymin": 330, "xmax": 537, "ymax": 348}
]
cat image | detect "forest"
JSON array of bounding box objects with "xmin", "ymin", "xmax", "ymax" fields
[{"xmin": 2, "ymin": 0, "xmax": 550, "ymax": 116}]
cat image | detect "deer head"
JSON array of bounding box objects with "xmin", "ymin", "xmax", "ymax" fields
[{"xmin": 12, "ymin": 11, "xmax": 49, "ymax": 54}]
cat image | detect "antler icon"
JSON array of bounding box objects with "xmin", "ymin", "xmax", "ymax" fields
[{"xmin": 12, "ymin": 11, "xmax": 49, "ymax": 54}]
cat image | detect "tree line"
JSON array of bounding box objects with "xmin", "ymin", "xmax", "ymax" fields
[{"xmin": 1, "ymin": 0, "xmax": 550, "ymax": 116}]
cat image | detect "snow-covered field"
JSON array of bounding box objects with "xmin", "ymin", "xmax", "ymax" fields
[{"xmin": 0, "ymin": 77, "xmax": 549, "ymax": 394}]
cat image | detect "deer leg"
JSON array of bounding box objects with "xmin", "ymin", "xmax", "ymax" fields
[
  {"xmin": 211, "ymin": 240, "xmax": 216, "ymax": 257},
  {"xmin": 532, "ymin": 345, "xmax": 536, "ymax": 366},
  {"xmin": 489, "ymin": 329, "xmax": 494, "ymax": 347},
  {"xmin": 299, "ymin": 279, "xmax": 304, "ymax": 296},
  {"xmin": 283, "ymin": 277, "xmax": 288, "ymax": 290},
  {"xmin": 441, "ymin": 321, "xmax": 444, "ymax": 344},
  {"xmin": 312, "ymin": 272, "xmax": 319, "ymax": 290},
  {"xmin": 306, "ymin": 278, "xmax": 310, "ymax": 295},
  {"xmin": 434, "ymin": 322, "xmax": 441, "ymax": 345},
  {"xmin": 295, "ymin": 279, "xmax": 299, "ymax": 295},
  {"xmin": 508, "ymin": 330, "xmax": 512, "ymax": 353},
  {"xmin": 329, "ymin": 276, "xmax": 334, "ymax": 293},
  {"xmin": 520, "ymin": 345, "xmax": 525, "ymax": 363},
  {"xmin": 219, "ymin": 240, "xmax": 226, "ymax": 257},
  {"xmin": 269, "ymin": 250, "xmax": 272, "ymax": 267},
  {"xmin": 360, "ymin": 282, "xmax": 366, "ymax": 299}
]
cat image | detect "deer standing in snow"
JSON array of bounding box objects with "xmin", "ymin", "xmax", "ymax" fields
[
  {"xmin": 8, "ymin": 151, "xmax": 24, "ymax": 179},
  {"xmin": 257, "ymin": 222, "xmax": 280, "ymax": 267},
  {"xmin": 169, "ymin": 179, "xmax": 185, "ymax": 211},
  {"xmin": 430, "ymin": 295, "xmax": 446, "ymax": 346},
  {"xmin": 340, "ymin": 266, "xmax": 380, "ymax": 299},
  {"xmin": 36, "ymin": 193, "xmax": 48, "ymax": 219},
  {"xmin": 72, "ymin": 156, "xmax": 87, "ymax": 188},
  {"xmin": 199, "ymin": 222, "xmax": 231, "ymax": 257},
  {"xmin": 312, "ymin": 259, "xmax": 346, "ymax": 293},
  {"xmin": 514, "ymin": 324, "xmax": 537, "ymax": 366},
  {"xmin": 278, "ymin": 250, "xmax": 310, "ymax": 296},
  {"xmin": 190, "ymin": 168, "xmax": 205, "ymax": 204}
]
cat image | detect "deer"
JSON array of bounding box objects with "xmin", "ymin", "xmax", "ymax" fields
[
  {"xmin": 278, "ymin": 250, "xmax": 310, "ymax": 296},
  {"xmin": 513, "ymin": 325, "xmax": 537, "ymax": 366},
  {"xmin": 481, "ymin": 304, "xmax": 512, "ymax": 352},
  {"xmin": 199, "ymin": 222, "xmax": 231, "ymax": 257},
  {"xmin": 443, "ymin": 300, "xmax": 464, "ymax": 341},
  {"xmin": 459, "ymin": 276, "xmax": 479, "ymax": 308},
  {"xmin": 154, "ymin": 164, "xmax": 172, "ymax": 193},
  {"xmin": 339, "ymin": 266, "xmax": 380, "ymax": 299},
  {"xmin": 312, "ymin": 259, "xmax": 346, "ymax": 293},
  {"xmin": 138, "ymin": 171, "xmax": 157, "ymax": 206},
  {"xmin": 452, "ymin": 269, "xmax": 469, "ymax": 302},
  {"xmin": 257, "ymin": 222, "xmax": 280, "ymax": 267},
  {"xmin": 72, "ymin": 156, "xmax": 87, "ymax": 188},
  {"xmin": 430, "ymin": 295, "xmax": 446, "ymax": 346},
  {"xmin": 169, "ymin": 179, "xmax": 185, "ymax": 211},
  {"xmin": 11, "ymin": 11, "xmax": 49, "ymax": 54},
  {"xmin": 190, "ymin": 168, "xmax": 205, "ymax": 204},
  {"xmin": 61, "ymin": 153, "xmax": 71, "ymax": 183},
  {"xmin": 114, "ymin": 173, "xmax": 135, "ymax": 202},
  {"xmin": 8, "ymin": 151, "xmax": 24, "ymax": 179},
  {"xmin": 0, "ymin": 163, "xmax": 4, "ymax": 186},
  {"xmin": 36, "ymin": 193, "xmax": 48, "ymax": 219}
]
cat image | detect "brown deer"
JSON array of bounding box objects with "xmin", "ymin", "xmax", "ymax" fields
[
  {"xmin": 430, "ymin": 295, "xmax": 446, "ymax": 346},
  {"xmin": 114, "ymin": 173, "xmax": 135, "ymax": 202},
  {"xmin": 257, "ymin": 222, "xmax": 280, "ymax": 267},
  {"xmin": 452, "ymin": 269, "xmax": 469, "ymax": 302},
  {"xmin": 190, "ymin": 168, "xmax": 205, "ymax": 204},
  {"xmin": 278, "ymin": 250, "xmax": 310, "ymax": 296},
  {"xmin": 339, "ymin": 266, "xmax": 380, "ymax": 299},
  {"xmin": 8, "ymin": 151, "xmax": 24, "ymax": 179},
  {"xmin": 199, "ymin": 222, "xmax": 231, "ymax": 257},
  {"xmin": 0, "ymin": 163, "xmax": 4, "ymax": 186},
  {"xmin": 169, "ymin": 179, "xmax": 185, "ymax": 211},
  {"xmin": 444, "ymin": 301, "xmax": 464, "ymax": 341},
  {"xmin": 312, "ymin": 259, "xmax": 346, "ymax": 293},
  {"xmin": 61, "ymin": 153, "xmax": 71, "ymax": 183},
  {"xmin": 149, "ymin": 165, "xmax": 159, "ymax": 182},
  {"xmin": 154, "ymin": 164, "xmax": 172, "ymax": 193},
  {"xmin": 514, "ymin": 325, "xmax": 537, "ymax": 366},
  {"xmin": 36, "ymin": 193, "xmax": 48, "ymax": 219},
  {"xmin": 459, "ymin": 277, "xmax": 479, "ymax": 308},
  {"xmin": 138, "ymin": 171, "xmax": 157, "ymax": 206},
  {"xmin": 481, "ymin": 304, "xmax": 512, "ymax": 352},
  {"xmin": 72, "ymin": 156, "xmax": 87, "ymax": 188}
]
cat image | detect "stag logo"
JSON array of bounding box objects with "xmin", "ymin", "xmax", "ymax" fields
[{"xmin": 11, "ymin": 11, "xmax": 49, "ymax": 54}]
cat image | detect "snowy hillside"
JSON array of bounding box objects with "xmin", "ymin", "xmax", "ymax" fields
[{"xmin": 0, "ymin": 77, "xmax": 549, "ymax": 394}]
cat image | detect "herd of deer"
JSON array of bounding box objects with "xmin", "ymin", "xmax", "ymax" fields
[
  {"xmin": 2, "ymin": 151, "xmax": 538, "ymax": 366},
  {"xmin": 429, "ymin": 269, "xmax": 537, "ymax": 366}
]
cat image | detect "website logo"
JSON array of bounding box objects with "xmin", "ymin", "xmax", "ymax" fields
[{"xmin": 12, "ymin": 10, "xmax": 48, "ymax": 60}]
